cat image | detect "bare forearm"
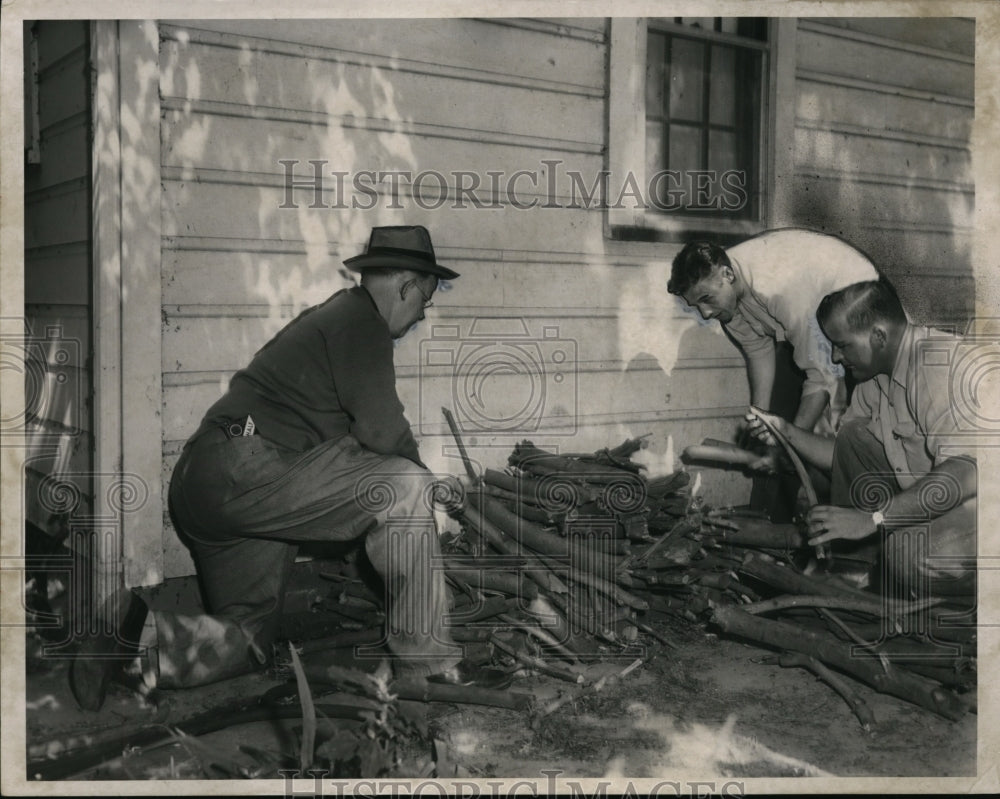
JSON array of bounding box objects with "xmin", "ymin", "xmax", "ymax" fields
[
  {"xmin": 747, "ymin": 354, "xmax": 776, "ymax": 411},
  {"xmin": 780, "ymin": 423, "xmax": 836, "ymax": 472},
  {"xmin": 792, "ymin": 390, "xmax": 829, "ymax": 431},
  {"xmin": 885, "ymin": 457, "xmax": 977, "ymax": 526}
]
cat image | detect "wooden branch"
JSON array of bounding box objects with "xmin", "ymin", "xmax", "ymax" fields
[
  {"xmin": 748, "ymin": 405, "xmax": 826, "ymax": 559},
  {"xmin": 742, "ymin": 593, "xmax": 943, "ymax": 618},
  {"xmin": 442, "ymin": 406, "xmax": 479, "ymax": 481},
  {"xmin": 393, "ymin": 679, "xmax": 533, "ymax": 711},
  {"xmin": 683, "ymin": 442, "xmax": 761, "ymax": 468},
  {"xmin": 738, "ymin": 552, "xmax": 874, "ymax": 601},
  {"xmin": 774, "ymin": 652, "xmax": 875, "ymax": 731},
  {"xmin": 458, "ymin": 506, "xmax": 569, "ymax": 595},
  {"xmin": 489, "ymin": 634, "xmax": 585, "ymax": 684},
  {"xmin": 509, "ymin": 441, "xmax": 642, "ymax": 482},
  {"xmin": 711, "ymin": 604, "xmax": 967, "ymax": 720}
]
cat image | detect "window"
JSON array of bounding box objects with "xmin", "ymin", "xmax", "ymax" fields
[
  {"xmin": 608, "ymin": 18, "xmax": 794, "ymax": 239},
  {"xmin": 645, "ymin": 18, "xmax": 766, "ymax": 220}
]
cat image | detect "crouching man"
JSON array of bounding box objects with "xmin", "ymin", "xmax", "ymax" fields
[
  {"xmin": 70, "ymin": 225, "xmax": 503, "ymax": 711},
  {"xmin": 748, "ymin": 279, "xmax": 977, "ymax": 598}
]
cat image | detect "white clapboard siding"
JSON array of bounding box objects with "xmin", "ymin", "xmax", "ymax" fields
[
  {"xmin": 791, "ymin": 18, "xmax": 974, "ymax": 326},
  {"xmin": 157, "ymin": 16, "xmax": 975, "ymax": 577},
  {"xmin": 24, "ymin": 21, "xmax": 94, "ymax": 530}
]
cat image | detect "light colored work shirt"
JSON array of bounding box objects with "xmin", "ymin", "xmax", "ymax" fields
[
  {"xmin": 725, "ymin": 229, "xmax": 880, "ymax": 405},
  {"xmin": 841, "ymin": 324, "xmax": 973, "ymax": 490}
]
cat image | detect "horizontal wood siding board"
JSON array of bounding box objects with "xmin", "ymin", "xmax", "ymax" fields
[
  {"xmin": 476, "ymin": 17, "xmax": 608, "ymax": 41},
  {"xmin": 162, "ymin": 377, "xmax": 751, "ymax": 448},
  {"xmin": 160, "ymin": 311, "xmax": 738, "ymax": 375},
  {"xmin": 159, "ymin": 19, "xmax": 606, "ymax": 91},
  {"xmin": 793, "ymin": 128, "xmax": 970, "ymax": 184},
  {"xmin": 811, "ymin": 17, "xmax": 974, "ymax": 58},
  {"xmin": 37, "ymin": 53, "xmax": 89, "ymax": 131},
  {"xmin": 162, "ymin": 248, "xmax": 679, "ymax": 308},
  {"xmin": 24, "ymin": 190, "xmax": 90, "ymax": 250},
  {"xmin": 25, "ymin": 122, "xmax": 91, "ymax": 191},
  {"xmin": 795, "ymin": 77, "xmax": 972, "ymax": 143},
  {"xmin": 796, "ymin": 26, "xmax": 973, "ymax": 101},
  {"xmin": 790, "ymin": 174, "xmax": 973, "ymax": 230},
  {"xmin": 160, "ymin": 181, "xmax": 607, "ymax": 252},
  {"xmin": 160, "ymin": 107, "xmax": 602, "ymax": 172},
  {"xmin": 159, "ymin": 36, "xmax": 602, "ymax": 118},
  {"xmin": 25, "ymin": 254, "xmax": 90, "ymax": 306},
  {"xmin": 34, "ymin": 20, "xmax": 89, "ymax": 71},
  {"xmin": 798, "ymin": 19, "xmax": 974, "ymax": 66}
]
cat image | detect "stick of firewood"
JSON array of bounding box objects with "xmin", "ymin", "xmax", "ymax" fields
[
  {"xmin": 702, "ymin": 516, "xmax": 805, "ymax": 550},
  {"xmin": 393, "ymin": 678, "xmax": 533, "ymax": 711},
  {"xmin": 682, "ymin": 442, "xmax": 762, "ymax": 468},
  {"xmin": 536, "ymin": 657, "xmax": 644, "ymax": 719},
  {"xmin": 741, "ymin": 593, "xmax": 943, "ymax": 618},
  {"xmin": 738, "ymin": 551, "xmax": 873, "ymax": 600},
  {"xmin": 768, "ymin": 652, "xmax": 875, "ymax": 731},
  {"xmin": 483, "ymin": 468, "xmax": 600, "ymax": 506},
  {"xmin": 748, "ymin": 406, "xmax": 826, "ymax": 559},
  {"xmin": 458, "ymin": 506, "xmax": 569, "ymax": 595},
  {"xmin": 634, "ymin": 516, "xmax": 700, "ymax": 564},
  {"xmin": 442, "ymin": 406, "xmax": 479, "ymax": 481},
  {"xmin": 509, "ymin": 441, "xmax": 641, "ymax": 480},
  {"xmin": 489, "ymin": 634, "xmax": 585, "ymax": 684},
  {"xmin": 497, "ymin": 613, "xmax": 579, "ymax": 663},
  {"xmin": 711, "ymin": 604, "xmax": 967, "ymax": 720},
  {"xmin": 531, "ymin": 548, "xmax": 649, "ymax": 610}
]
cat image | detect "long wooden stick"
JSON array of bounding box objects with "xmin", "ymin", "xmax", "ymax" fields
[
  {"xmin": 712, "ymin": 604, "xmax": 967, "ymax": 720},
  {"xmin": 741, "ymin": 593, "xmax": 943, "ymax": 618},
  {"xmin": 748, "ymin": 405, "xmax": 826, "ymax": 559},
  {"xmin": 772, "ymin": 652, "xmax": 875, "ymax": 731},
  {"xmin": 442, "ymin": 406, "xmax": 478, "ymax": 481}
]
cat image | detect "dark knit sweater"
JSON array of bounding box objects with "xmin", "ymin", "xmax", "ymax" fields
[{"xmin": 193, "ymin": 285, "xmax": 422, "ymax": 465}]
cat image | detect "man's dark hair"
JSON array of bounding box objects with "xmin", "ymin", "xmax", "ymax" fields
[
  {"xmin": 816, "ymin": 279, "xmax": 906, "ymax": 332},
  {"xmin": 667, "ymin": 241, "xmax": 730, "ymax": 295}
]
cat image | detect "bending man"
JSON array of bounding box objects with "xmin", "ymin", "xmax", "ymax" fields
[{"xmin": 669, "ymin": 228, "xmax": 880, "ymax": 434}]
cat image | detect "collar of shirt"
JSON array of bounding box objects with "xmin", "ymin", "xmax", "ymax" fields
[
  {"xmin": 873, "ymin": 323, "xmax": 921, "ymax": 400},
  {"xmin": 729, "ymin": 255, "xmax": 781, "ymax": 340}
]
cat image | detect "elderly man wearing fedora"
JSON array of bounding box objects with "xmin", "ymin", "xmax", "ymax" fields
[{"xmin": 70, "ymin": 225, "xmax": 502, "ymax": 710}]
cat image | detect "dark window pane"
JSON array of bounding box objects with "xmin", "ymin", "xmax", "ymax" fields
[
  {"xmin": 708, "ymin": 130, "xmax": 738, "ymax": 174},
  {"xmin": 645, "ymin": 33, "xmax": 666, "ymax": 113},
  {"xmin": 669, "ymin": 38, "xmax": 705, "ymax": 122},
  {"xmin": 669, "ymin": 123, "xmax": 702, "ymax": 173},
  {"xmin": 646, "ymin": 119, "xmax": 665, "ymax": 177},
  {"xmin": 709, "ymin": 45, "xmax": 736, "ymax": 126}
]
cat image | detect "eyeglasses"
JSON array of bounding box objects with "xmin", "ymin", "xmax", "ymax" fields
[{"xmin": 403, "ymin": 280, "xmax": 434, "ymax": 310}]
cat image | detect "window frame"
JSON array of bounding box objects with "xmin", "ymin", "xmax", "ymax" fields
[{"xmin": 607, "ymin": 17, "xmax": 797, "ymax": 240}]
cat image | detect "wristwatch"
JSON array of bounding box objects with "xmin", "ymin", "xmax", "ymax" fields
[{"xmin": 871, "ymin": 510, "xmax": 885, "ymax": 533}]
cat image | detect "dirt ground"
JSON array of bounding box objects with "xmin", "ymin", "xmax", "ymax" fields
[{"xmin": 24, "ymin": 608, "xmax": 976, "ymax": 783}]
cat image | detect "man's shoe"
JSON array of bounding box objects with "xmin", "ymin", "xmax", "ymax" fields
[
  {"xmin": 427, "ymin": 659, "xmax": 513, "ymax": 691},
  {"xmin": 68, "ymin": 590, "xmax": 148, "ymax": 711}
]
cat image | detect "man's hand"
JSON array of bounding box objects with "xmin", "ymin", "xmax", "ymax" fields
[
  {"xmin": 748, "ymin": 448, "xmax": 781, "ymax": 474},
  {"xmin": 806, "ymin": 505, "xmax": 879, "ymax": 546},
  {"xmin": 744, "ymin": 407, "xmax": 784, "ymax": 447}
]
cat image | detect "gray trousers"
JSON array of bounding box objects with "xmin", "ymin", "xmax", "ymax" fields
[
  {"xmin": 830, "ymin": 419, "xmax": 976, "ymax": 597},
  {"xmin": 162, "ymin": 429, "xmax": 461, "ymax": 688}
]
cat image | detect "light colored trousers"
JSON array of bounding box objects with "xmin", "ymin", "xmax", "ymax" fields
[{"xmin": 163, "ymin": 429, "xmax": 461, "ymax": 688}]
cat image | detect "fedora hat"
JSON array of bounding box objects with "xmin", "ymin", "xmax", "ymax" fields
[{"xmin": 343, "ymin": 225, "xmax": 460, "ymax": 279}]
